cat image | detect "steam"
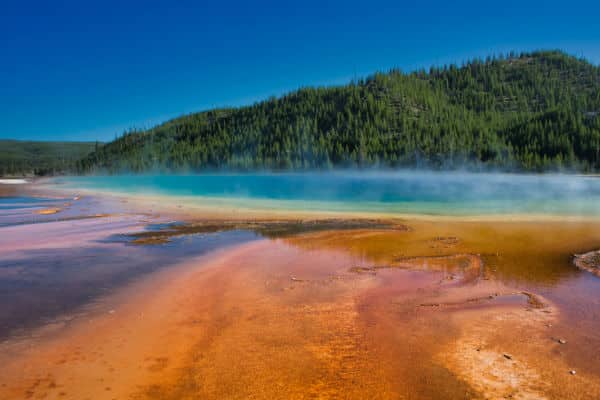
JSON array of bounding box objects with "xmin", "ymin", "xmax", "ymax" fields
[{"xmin": 55, "ymin": 171, "xmax": 600, "ymax": 216}]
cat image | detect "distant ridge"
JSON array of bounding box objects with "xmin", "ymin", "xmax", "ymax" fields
[
  {"xmin": 42, "ymin": 51, "xmax": 600, "ymax": 173},
  {"xmin": 0, "ymin": 139, "xmax": 99, "ymax": 177}
]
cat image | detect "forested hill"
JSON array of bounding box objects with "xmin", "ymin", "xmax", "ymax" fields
[
  {"xmin": 77, "ymin": 50, "xmax": 600, "ymax": 173},
  {"xmin": 0, "ymin": 140, "xmax": 99, "ymax": 177}
]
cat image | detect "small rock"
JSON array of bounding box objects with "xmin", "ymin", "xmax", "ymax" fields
[
  {"xmin": 570, "ymin": 370, "xmax": 576, "ymax": 375},
  {"xmin": 558, "ymin": 339, "xmax": 567, "ymax": 344},
  {"xmin": 503, "ymin": 353, "xmax": 512, "ymax": 360}
]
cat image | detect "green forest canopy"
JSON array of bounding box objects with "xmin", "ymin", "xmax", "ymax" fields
[
  {"xmin": 0, "ymin": 140, "xmax": 99, "ymax": 176},
  {"xmin": 7, "ymin": 50, "xmax": 600, "ymax": 175}
]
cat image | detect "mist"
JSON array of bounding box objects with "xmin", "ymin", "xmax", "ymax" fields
[{"xmin": 52, "ymin": 170, "xmax": 600, "ymax": 217}]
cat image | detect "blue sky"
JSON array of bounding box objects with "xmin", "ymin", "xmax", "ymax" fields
[{"xmin": 1, "ymin": 0, "xmax": 599, "ymax": 142}]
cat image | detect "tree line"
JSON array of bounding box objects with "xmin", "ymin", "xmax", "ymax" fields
[{"xmin": 31, "ymin": 51, "xmax": 600, "ymax": 174}]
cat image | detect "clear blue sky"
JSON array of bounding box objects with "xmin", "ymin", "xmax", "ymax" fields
[{"xmin": 1, "ymin": 0, "xmax": 599, "ymax": 142}]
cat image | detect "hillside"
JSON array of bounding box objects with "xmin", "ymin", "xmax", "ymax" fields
[
  {"xmin": 0, "ymin": 140, "xmax": 99, "ymax": 177},
  {"xmin": 74, "ymin": 50, "xmax": 599, "ymax": 172}
]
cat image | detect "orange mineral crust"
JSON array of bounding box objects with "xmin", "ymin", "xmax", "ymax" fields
[{"xmin": 2, "ymin": 218, "xmax": 600, "ymax": 399}]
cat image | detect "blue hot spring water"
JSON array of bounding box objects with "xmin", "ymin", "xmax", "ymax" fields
[{"xmin": 54, "ymin": 172, "xmax": 600, "ymax": 216}]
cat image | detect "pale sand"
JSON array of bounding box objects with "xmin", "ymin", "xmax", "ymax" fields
[{"xmin": 0, "ymin": 179, "xmax": 28, "ymax": 184}]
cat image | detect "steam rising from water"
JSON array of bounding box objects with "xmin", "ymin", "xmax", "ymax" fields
[{"xmin": 56, "ymin": 172, "xmax": 600, "ymax": 216}]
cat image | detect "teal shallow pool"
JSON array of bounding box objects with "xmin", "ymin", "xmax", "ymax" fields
[{"xmin": 53, "ymin": 172, "xmax": 600, "ymax": 216}]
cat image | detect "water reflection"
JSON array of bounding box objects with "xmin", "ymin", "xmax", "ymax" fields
[{"xmin": 0, "ymin": 197, "xmax": 259, "ymax": 340}]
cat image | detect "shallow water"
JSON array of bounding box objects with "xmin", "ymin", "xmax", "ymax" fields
[
  {"xmin": 53, "ymin": 172, "xmax": 600, "ymax": 216},
  {"xmin": 54, "ymin": 172, "xmax": 600, "ymax": 216},
  {"xmin": 0, "ymin": 195, "xmax": 259, "ymax": 340},
  {"xmin": 0, "ymin": 194, "xmax": 115, "ymax": 227},
  {"xmin": 3, "ymin": 183, "xmax": 600, "ymax": 398}
]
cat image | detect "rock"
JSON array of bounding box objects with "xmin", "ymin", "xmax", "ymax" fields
[
  {"xmin": 572, "ymin": 250, "xmax": 600, "ymax": 277},
  {"xmin": 503, "ymin": 353, "xmax": 512, "ymax": 360},
  {"xmin": 570, "ymin": 370, "xmax": 576, "ymax": 375},
  {"xmin": 558, "ymin": 339, "xmax": 567, "ymax": 344}
]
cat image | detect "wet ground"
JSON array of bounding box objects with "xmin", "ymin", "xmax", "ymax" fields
[
  {"xmin": 0, "ymin": 193, "xmax": 260, "ymax": 340},
  {"xmin": 2, "ymin": 185, "xmax": 600, "ymax": 399}
]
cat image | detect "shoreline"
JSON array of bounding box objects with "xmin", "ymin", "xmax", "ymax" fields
[
  {"xmin": 22, "ymin": 178, "xmax": 600, "ymax": 223},
  {"xmin": 3, "ymin": 179, "xmax": 600, "ymax": 398}
]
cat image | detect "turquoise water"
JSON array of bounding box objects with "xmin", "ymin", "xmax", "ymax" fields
[{"xmin": 54, "ymin": 172, "xmax": 600, "ymax": 216}]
